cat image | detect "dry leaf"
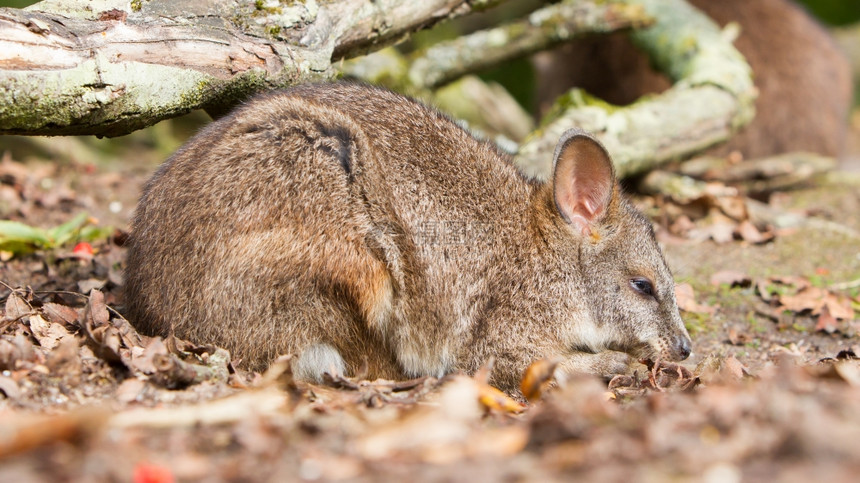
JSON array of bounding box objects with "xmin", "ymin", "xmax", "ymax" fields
[
  {"xmin": 130, "ymin": 337, "xmax": 169, "ymax": 375},
  {"xmin": 0, "ymin": 407, "xmax": 106, "ymax": 458},
  {"xmin": 777, "ymin": 286, "xmax": 854, "ymax": 320},
  {"xmin": 0, "ymin": 374, "xmax": 20, "ymax": 399},
  {"xmin": 28, "ymin": 314, "xmax": 73, "ymax": 351},
  {"xmin": 727, "ymin": 327, "xmax": 752, "ymax": 346},
  {"xmin": 699, "ymin": 222, "xmax": 736, "ymax": 244},
  {"xmin": 714, "ymin": 196, "xmax": 748, "ymax": 221},
  {"xmin": 779, "ymin": 286, "xmax": 828, "ymax": 313},
  {"xmin": 721, "ymin": 355, "xmax": 749, "ymax": 380},
  {"xmin": 77, "ymin": 278, "xmax": 106, "ymax": 295},
  {"xmin": 821, "ymin": 293, "xmax": 854, "ymax": 320},
  {"xmin": 710, "ymin": 270, "xmax": 752, "ymax": 287},
  {"xmin": 84, "ymin": 289, "xmax": 110, "ymax": 327},
  {"xmin": 520, "ymin": 358, "xmax": 559, "ymax": 402},
  {"xmin": 41, "ymin": 303, "xmax": 80, "ymax": 328},
  {"xmin": 815, "ymin": 305, "xmax": 839, "ymax": 334},
  {"xmin": 769, "ymin": 276, "xmax": 812, "ymax": 290},
  {"xmin": 736, "ymin": 220, "xmax": 774, "ymax": 244},
  {"xmin": 81, "ymin": 290, "xmax": 123, "ymax": 364},
  {"xmin": 46, "ymin": 337, "xmax": 82, "ymax": 375},
  {"xmin": 833, "ymin": 362, "xmax": 860, "ymax": 387},
  {"xmin": 669, "ymin": 215, "xmax": 695, "ymax": 236},
  {"xmin": 675, "ymin": 283, "xmax": 716, "ymax": 314},
  {"xmin": 0, "ymin": 333, "xmax": 36, "ymax": 369},
  {"xmin": 478, "ymin": 383, "xmax": 524, "ymax": 414},
  {"xmin": 4, "ymin": 292, "xmax": 31, "ymax": 322}
]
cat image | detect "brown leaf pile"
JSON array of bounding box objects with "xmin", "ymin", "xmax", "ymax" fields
[
  {"xmin": 643, "ymin": 181, "xmax": 777, "ymax": 245},
  {"xmin": 1, "ymin": 234, "xmax": 859, "ymax": 482},
  {"xmin": 0, "ymin": 287, "xmax": 241, "ymax": 411},
  {"xmin": 2, "ymin": 280, "xmax": 860, "ymax": 480},
  {"xmin": 710, "ymin": 271, "xmax": 858, "ymax": 335}
]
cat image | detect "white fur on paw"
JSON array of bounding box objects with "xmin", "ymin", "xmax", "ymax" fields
[{"xmin": 293, "ymin": 343, "xmax": 346, "ymax": 382}]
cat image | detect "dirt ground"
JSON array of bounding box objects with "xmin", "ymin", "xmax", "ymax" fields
[{"xmin": 1, "ymin": 118, "xmax": 860, "ymax": 482}]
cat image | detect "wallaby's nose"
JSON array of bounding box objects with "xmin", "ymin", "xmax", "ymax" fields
[{"xmin": 676, "ymin": 336, "xmax": 692, "ymax": 360}]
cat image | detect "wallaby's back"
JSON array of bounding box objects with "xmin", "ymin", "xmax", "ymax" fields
[{"xmin": 124, "ymin": 83, "xmax": 531, "ymax": 378}]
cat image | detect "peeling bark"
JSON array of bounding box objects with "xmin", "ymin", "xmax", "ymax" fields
[{"xmin": 0, "ymin": 0, "xmax": 505, "ymax": 136}]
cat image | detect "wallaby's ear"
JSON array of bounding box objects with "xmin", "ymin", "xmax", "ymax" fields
[{"xmin": 552, "ymin": 129, "xmax": 615, "ymax": 236}]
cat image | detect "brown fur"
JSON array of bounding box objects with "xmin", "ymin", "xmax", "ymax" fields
[
  {"xmin": 534, "ymin": 0, "xmax": 852, "ymax": 158},
  {"xmin": 124, "ymin": 83, "xmax": 691, "ymax": 392}
]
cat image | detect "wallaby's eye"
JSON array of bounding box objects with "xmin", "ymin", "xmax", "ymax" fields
[{"xmin": 630, "ymin": 277, "xmax": 655, "ymax": 298}]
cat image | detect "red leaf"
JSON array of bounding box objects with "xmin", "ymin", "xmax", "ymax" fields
[
  {"xmin": 133, "ymin": 464, "xmax": 175, "ymax": 483},
  {"xmin": 72, "ymin": 242, "xmax": 94, "ymax": 257}
]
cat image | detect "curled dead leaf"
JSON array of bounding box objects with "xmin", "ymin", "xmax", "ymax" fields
[
  {"xmin": 478, "ymin": 383, "xmax": 525, "ymax": 414},
  {"xmin": 80, "ymin": 290, "xmax": 123, "ymax": 364},
  {"xmin": 41, "ymin": 303, "xmax": 80, "ymax": 328},
  {"xmin": 721, "ymin": 355, "xmax": 751, "ymax": 380},
  {"xmin": 776, "ymin": 286, "xmax": 854, "ymax": 320},
  {"xmin": 736, "ymin": 220, "xmax": 775, "ymax": 244},
  {"xmin": 520, "ymin": 358, "xmax": 560, "ymax": 402},
  {"xmin": 714, "ymin": 195, "xmax": 748, "ymax": 221},
  {"xmin": 28, "ymin": 314, "xmax": 73, "ymax": 351}
]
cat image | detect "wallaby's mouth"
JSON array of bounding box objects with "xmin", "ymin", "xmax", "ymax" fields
[
  {"xmin": 628, "ymin": 343, "xmax": 658, "ymax": 361},
  {"xmin": 604, "ymin": 341, "xmax": 654, "ymax": 360}
]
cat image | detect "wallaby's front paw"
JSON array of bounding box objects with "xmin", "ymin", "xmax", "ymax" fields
[{"xmin": 556, "ymin": 350, "xmax": 633, "ymax": 382}]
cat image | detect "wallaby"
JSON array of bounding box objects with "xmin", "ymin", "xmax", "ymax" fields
[
  {"xmin": 123, "ymin": 82, "xmax": 691, "ymax": 392},
  {"xmin": 534, "ymin": 0, "xmax": 852, "ymax": 159}
]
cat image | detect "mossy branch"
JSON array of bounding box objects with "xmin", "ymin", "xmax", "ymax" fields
[
  {"xmin": 0, "ymin": 0, "xmax": 506, "ymax": 137},
  {"xmin": 515, "ymin": 0, "xmax": 757, "ymax": 179},
  {"xmin": 407, "ymin": 0, "xmax": 653, "ymax": 89}
]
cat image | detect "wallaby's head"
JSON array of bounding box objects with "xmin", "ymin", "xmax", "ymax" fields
[{"xmin": 543, "ymin": 129, "xmax": 692, "ymax": 363}]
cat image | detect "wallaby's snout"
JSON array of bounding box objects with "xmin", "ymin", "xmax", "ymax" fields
[
  {"xmin": 641, "ymin": 328, "xmax": 691, "ymax": 364},
  {"xmin": 677, "ymin": 335, "xmax": 692, "ymax": 360},
  {"xmin": 648, "ymin": 311, "xmax": 692, "ymax": 362},
  {"xmin": 670, "ymin": 332, "xmax": 692, "ymax": 361}
]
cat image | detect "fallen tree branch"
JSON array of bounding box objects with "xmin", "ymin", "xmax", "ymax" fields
[
  {"xmin": 638, "ymin": 170, "xmax": 737, "ymax": 204},
  {"xmin": 0, "ymin": 0, "xmax": 505, "ymax": 137},
  {"xmin": 407, "ymin": 0, "xmax": 652, "ymax": 89},
  {"xmin": 746, "ymin": 198, "xmax": 860, "ymax": 240},
  {"xmin": 515, "ymin": 0, "xmax": 757, "ymax": 179},
  {"xmin": 679, "ymin": 152, "xmax": 837, "ymax": 194}
]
